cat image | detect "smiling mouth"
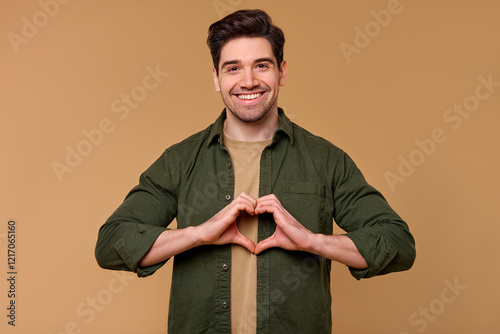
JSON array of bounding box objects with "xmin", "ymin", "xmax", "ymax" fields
[{"xmin": 236, "ymin": 92, "xmax": 263, "ymax": 100}]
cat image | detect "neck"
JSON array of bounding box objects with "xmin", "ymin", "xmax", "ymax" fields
[{"xmin": 223, "ymin": 108, "xmax": 280, "ymax": 142}]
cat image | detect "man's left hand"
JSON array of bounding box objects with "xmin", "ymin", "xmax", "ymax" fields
[{"xmin": 254, "ymin": 194, "xmax": 314, "ymax": 254}]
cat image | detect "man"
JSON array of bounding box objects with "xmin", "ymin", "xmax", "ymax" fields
[{"xmin": 95, "ymin": 9, "xmax": 415, "ymax": 333}]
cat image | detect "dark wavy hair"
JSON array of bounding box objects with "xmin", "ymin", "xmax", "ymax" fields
[{"xmin": 207, "ymin": 9, "xmax": 285, "ymax": 74}]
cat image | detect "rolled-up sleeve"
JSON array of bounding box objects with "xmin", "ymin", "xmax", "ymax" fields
[
  {"xmin": 95, "ymin": 151, "xmax": 179, "ymax": 277},
  {"xmin": 333, "ymin": 152, "xmax": 416, "ymax": 280}
]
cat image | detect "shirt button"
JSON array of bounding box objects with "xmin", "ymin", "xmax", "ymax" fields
[
  {"xmin": 222, "ymin": 302, "xmax": 229, "ymax": 309},
  {"xmin": 222, "ymin": 263, "xmax": 229, "ymax": 271},
  {"xmin": 225, "ymin": 194, "xmax": 231, "ymax": 201}
]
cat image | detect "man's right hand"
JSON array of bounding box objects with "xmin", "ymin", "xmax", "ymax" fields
[
  {"xmin": 195, "ymin": 192, "xmax": 257, "ymax": 253},
  {"xmin": 139, "ymin": 193, "xmax": 257, "ymax": 268}
]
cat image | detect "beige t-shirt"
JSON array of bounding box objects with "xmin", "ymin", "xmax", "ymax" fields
[{"xmin": 224, "ymin": 134, "xmax": 271, "ymax": 334}]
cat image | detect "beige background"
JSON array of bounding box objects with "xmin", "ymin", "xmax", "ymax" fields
[{"xmin": 1, "ymin": 0, "xmax": 499, "ymax": 333}]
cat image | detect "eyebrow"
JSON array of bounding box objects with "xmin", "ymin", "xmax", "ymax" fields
[
  {"xmin": 254, "ymin": 57, "xmax": 276, "ymax": 65},
  {"xmin": 220, "ymin": 57, "xmax": 276, "ymax": 70},
  {"xmin": 220, "ymin": 60, "xmax": 240, "ymax": 69}
]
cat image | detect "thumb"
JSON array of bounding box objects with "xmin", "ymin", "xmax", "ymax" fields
[
  {"xmin": 254, "ymin": 235, "xmax": 276, "ymax": 255},
  {"xmin": 234, "ymin": 232, "xmax": 256, "ymax": 253}
]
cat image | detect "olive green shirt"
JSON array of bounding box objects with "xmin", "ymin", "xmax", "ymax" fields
[{"xmin": 95, "ymin": 108, "xmax": 416, "ymax": 333}]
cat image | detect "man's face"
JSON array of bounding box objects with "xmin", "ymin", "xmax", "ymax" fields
[{"xmin": 213, "ymin": 37, "xmax": 287, "ymax": 123}]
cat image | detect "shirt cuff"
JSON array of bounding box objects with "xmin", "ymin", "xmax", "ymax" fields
[
  {"xmin": 114, "ymin": 225, "xmax": 168, "ymax": 277},
  {"xmin": 344, "ymin": 229, "xmax": 398, "ymax": 280}
]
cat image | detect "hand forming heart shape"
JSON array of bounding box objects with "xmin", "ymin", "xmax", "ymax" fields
[{"xmin": 197, "ymin": 192, "xmax": 313, "ymax": 254}]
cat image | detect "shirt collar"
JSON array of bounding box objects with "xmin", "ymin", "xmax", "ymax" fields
[{"xmin": 207, "ymin": 107, "xmax": 294, "ymax": 147}]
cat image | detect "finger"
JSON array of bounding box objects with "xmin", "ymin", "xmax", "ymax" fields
[
  {"xmin": 254, "ymin": 235, "xmax": 277, "ymax": 255},
  {"xmin": 229, "ymin": 201, "xmax": 255, "ymax": 216},
  {"xmin": 254, "ymin": 203, "xmax": 273, "ymax": 215},
  {"xmin": 255, "ymin": 195, "xmax": 282, "ymax": 210},
  {"xmin": 225, "ymin": 199, "xmax": 255, "ymax": 217},
  {"xmin": 235, "ymin": 192, "xmax": 258, "ymax": 208},
  {"xmin": 233, "ymin": 233, "xmax": 256, "ymax": 253},
  {"xmin": 231, "ymin": 193, "xmax": 258, "ymax": 214},
  {"xmin": 254, "ymin": 201, "xmax": 284, "ymax": 216}
]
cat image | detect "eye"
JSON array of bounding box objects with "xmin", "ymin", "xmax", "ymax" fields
[
  {"xmin": 227, "ymin": 66, "xmax": 238, "ymax": 72},
  {"xmin": 257, "ymin": 64, "xmax": 268, "ymax": 69}
]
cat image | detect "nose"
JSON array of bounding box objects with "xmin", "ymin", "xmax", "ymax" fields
[{"xmin": 240, "ymin": 68, "xmax": 259, "ymax": 89}]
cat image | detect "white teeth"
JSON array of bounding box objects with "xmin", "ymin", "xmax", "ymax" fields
[{"xmin": 238, "ymin": 93, "xmax": 262, "ymax": 100}]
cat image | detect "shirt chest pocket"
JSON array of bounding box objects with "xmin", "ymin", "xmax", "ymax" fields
[{"xmin": 282, "ymin": 181, "xmax": 326, "ymax": 234}]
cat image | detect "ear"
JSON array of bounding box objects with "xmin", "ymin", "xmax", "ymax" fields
[
  {"xmin": 212, "ymin": 68, "xmax": 221, "ymax": 92},
  {"xmin": 279, "ymin": 60, "xmax": 288, "ymax": 86}
]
